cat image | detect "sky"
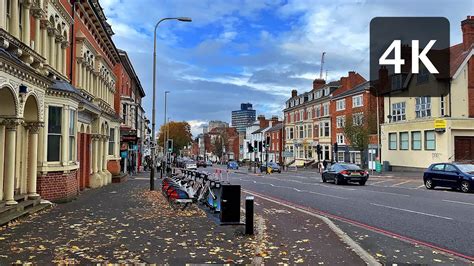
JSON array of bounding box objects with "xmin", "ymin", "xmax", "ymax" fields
[{"xmin": 100, "ymin": 0, "xmax": 473, "ymax": 136}]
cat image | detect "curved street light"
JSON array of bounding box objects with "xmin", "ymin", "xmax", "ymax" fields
[{"xmin": 150, "ymin": 17, "xmax": 192, "ymax": 191}]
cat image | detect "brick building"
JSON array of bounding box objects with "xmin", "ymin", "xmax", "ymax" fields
[
  {"xmin": 265, "ymin": 123, "xmax": 284, "ymax": 164},
  {"xmin": 114, "ymin": 50, "xmax": 145, "ymax": 175},
  {"xmin": 330, "ymin": 76, "xmax": 383, "ymax": 167}
]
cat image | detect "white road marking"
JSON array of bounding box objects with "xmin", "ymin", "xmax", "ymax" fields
[
  {"xmin": 232, "ymin": 176, "xmax": 348, "ymax": 199},
  {"xmin": 442, "ymin": 199, "xmax": 474, "ymax": 207},
  {"xmin": 369, "ymin": 180, "xmax": 393, "ymax": 185},
  {"xmin": 361, "ymin": 189, "xmax": 410, "ymax": 197},
  {"xmin": 416, "ymin": 184, "xmax": 426, "ymax": 189},
  {"xmin": 370, "ymin": 203, "xmax": 453, "ymax": 220},
  {"xmin": 390, "ymin": 180, "xmax": 412, "ymax": 187}
]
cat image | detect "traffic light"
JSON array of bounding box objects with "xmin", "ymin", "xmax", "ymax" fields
[
  {"xmin": 258, "ymin": 141, "xmax": 262, "ymax": 152},
  {"xmin": 333, "ymin": 142, "xmax": 338, "ymax": 154},
  {"xmin": 316, "ymin": 144, "xmax": 322, "ymax": 156},
  {"xmin": 266, "ymin": 136, "xmax": 271, "ymax": 148},
  {"xmin": 167, "ymin": 139, "xmax": 173, "ymax": 153}
]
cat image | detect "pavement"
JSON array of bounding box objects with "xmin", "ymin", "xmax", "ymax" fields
[
  {"xmin": 209, "ymin": 165, "xmax": 474, "ymax": 264},
  {"xmin": 0, "ymin": 171, "xmax": 367, "ymax": 265}
]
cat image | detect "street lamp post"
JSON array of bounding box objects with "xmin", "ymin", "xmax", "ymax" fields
[
  {"xmin": 150, "ymin": 17, "xmax": 192, "ymax": 191},
  {"xmin": 163, "ymin": 91, "xmax": 170, "ymax": 173}
]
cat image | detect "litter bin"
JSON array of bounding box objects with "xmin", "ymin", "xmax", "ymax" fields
[
  {"xmin": 375, "ymin": 161, "xmax": 382, "ymax": 173},
  {"xmin": 382, "ymin": 161, "xmax": 392, "ymax": 172}
]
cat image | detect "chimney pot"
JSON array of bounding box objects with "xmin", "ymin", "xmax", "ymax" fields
[
  {"xmin": 461, "ymin": 16, "xmax": 474, "ymax": 51},
  {"xmin": 291, "ymin": 89, "xmax": 298, "ymax": 98}
]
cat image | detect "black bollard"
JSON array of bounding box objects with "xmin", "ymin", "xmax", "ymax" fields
[{"xmin": 245, "ymin": 196, "xmax": 254, "ymax": 235}]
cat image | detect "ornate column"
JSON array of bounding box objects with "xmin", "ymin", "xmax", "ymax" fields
[
  {"xmin": 76, "ymin": 60, "xmax": 81, "ymax": 88},
  {"xmin": 61, "ymin": 41, "xmax": 67, "ymax": 75},
  {"xmin": 0, "ymin": 0, "xmax": 5, "ymax": 29},
  {"xmin": 97, "ymin": 135, "xmax": 103, "ymax": 174},
  {"xmin": 22, "ymin": 1, "xmax": 31, "ymax": 45},
  {"xmin": 103, "ymin": 135, "xmax": 111, "ymax": 184},
  {"xmin": 85, "ymin": 66, "xmax": 89, "ymax": 92},
  {"xmin": 10, "ymin": 0, "xmax": 20, "ymax": 39},
  {"xmin": 26, "ymin": 122, "xmax": 43, "ymax": 198},
  {"xmin": 0, "ymin": 123, "xmax": 5, "ymax": 200},
  {"xmin": 48, "ymin": 27, "xmax": 55, "ymax": 68},
  {"xmin": 55, "ymin": 36, "xmax": 62, "ymax": 73},
  {"xmin": 3, "ymin": 119, "xmax": 21, "ymax": 205},
  {"xmin": 89, "ymin": 134, "xmax": 102, "ymax": 188},
  {"xmin": 40, "ymin": 20, "xmax": 48, "ymax": 60},
  {"xmin": 33, "ymin": 13, "xmax": 41, "ymax": 53}
]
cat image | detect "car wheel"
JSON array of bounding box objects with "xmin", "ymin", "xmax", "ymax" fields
[
  {"xmin": 461, "ymin": 181, "xmax": 471, "ymax": 193},
  {"xmin": 334, "ymin": 176, "xmax": 341, "ymax": 185},
  {"xmin": 359, "ymin": 180, "xmax": 366, "ymax": 186},
  {"xmin": 425, "ymin": 178, "xmax": 435, "ymax": 190}
]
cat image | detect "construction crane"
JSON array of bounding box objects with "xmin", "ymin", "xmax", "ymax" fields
[{"xmin": 319, "ymin": 52, "xmax": 326, "ymax": 79}]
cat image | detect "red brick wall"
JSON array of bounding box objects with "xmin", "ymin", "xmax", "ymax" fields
[{"xmin": 38, "ymin": 170, "xmax": 79, "ymax": 202}]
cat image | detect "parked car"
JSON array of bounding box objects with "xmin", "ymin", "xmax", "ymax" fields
[
  {"xmin": 322, "ymin": 163, "xmax": 369, "ymax": 185},
  {"xmin": 260, "ymin": 162, "xmax": 281, "ymax": 173},
  {"xmin": 197, "ymin": 160, "xmax": 207, "ymax": 168},
  {"xmin": 185, "ymin": 160, "xmax": 197, "ymax": 170},
  {"xmin": 227, "ymin": 161, "xmax": 239, "ymax": 170},
  {"xmin": 206, "ymin": 160, "xmax": 213, "ymax": 167},
  {"xmin": 423, "ymin": 163, "xmax": 474, "ymax": 193}
]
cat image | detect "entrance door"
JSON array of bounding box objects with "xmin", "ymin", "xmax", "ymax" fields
[{"xmin": 454, "ymin": 137, "xmax": 474, "ymax": 163}]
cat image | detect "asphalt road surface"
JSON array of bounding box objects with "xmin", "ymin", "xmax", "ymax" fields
[{"xmin": 203, "ymin": 165, "xmax": 474, "ymax": 264}]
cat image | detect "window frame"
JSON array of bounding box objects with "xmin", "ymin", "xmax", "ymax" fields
[
  {"xmin": 389, "ymin": 133, "xmax": 397, "ymax": 150},
  {"xmin": 411, "ymin": 131, "xmax": 422, "ymax": 150},
  {"xmin": 391, "ymin": 102, "xmax": 406, "ymax": 122},
  {"xmin": 424, "ymin": 130, "xmax": 436, "ymax": 150},
  {"xmin": 47, "ymin": 106, "xmax": 62, "ymax": 162},
  {"xmin": 336, "ymin": 99, "xmax": 346, "ymax": 111},
  {"xmin": 352, "ymin": 94, "xmax": 363, "ymax": 108},
  {"xmin": 399, "ymin": 132, "xmax": 409, "ymax": 150},
  {"xmin": 415, "ymin": 96, "xmax": 431, "ymax": 118},
  {"xmin": 68, "ymin": 109, "xmax": 76, "ymax": 161},
  {"xmin": 109, "ymin": 128, "xmax": 115, "ymax": 155}
]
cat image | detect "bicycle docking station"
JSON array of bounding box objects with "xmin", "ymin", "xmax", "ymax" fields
[{"xmin": 161, "ymin": 168, "xmax": 250, "ymax": 229}]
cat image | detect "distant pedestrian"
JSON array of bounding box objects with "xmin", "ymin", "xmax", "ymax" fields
[{"xmin": 323, "ymin": 160, "xmax": 328, "ymax": 169}]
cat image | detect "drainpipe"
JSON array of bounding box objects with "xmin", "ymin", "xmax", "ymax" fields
[
  {"xmin": 69, "ymin": 0, "xmax": 79, "ymax": 84},
  {"xmin": 448, "ymin": 81, "xmax": 452, "ymax": 117}
]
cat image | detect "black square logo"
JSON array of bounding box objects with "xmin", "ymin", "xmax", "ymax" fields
[{"xmin": 370, "ymin": 17, "xmax": 450, "ymax": 97}]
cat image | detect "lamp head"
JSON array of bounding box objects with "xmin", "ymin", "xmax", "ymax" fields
[{"xmin": 177, "ymin": 17, "xmax": 192, "ymax": 22}]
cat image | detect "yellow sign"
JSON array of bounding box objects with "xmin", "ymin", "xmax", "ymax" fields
[{"xmin": 434, "ymin": 119, "xmax": 446, "ymax": 129}]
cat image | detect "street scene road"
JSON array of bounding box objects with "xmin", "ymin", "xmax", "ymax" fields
[{"xmin": 206, "ymin": 165, "xmax": 474, "ymax": 264}]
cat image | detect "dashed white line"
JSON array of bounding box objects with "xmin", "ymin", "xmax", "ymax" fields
[
  {"xmin": 390, "ymin": 180, "xmax": 412, "ymax": 187},
  {"xmin": 360, "ymin": 189, "xmax": 410, "ymax": 197},
  {"xmin": 369, "ymin": 180, "xmax": 393, "ymax": 185},
  {"xmin": 442, "ymin": 199, "xmax": 474, "ymax": 207},
  {"xmin": 370, "ymin": 203, "xmax": 453, "ymax": 220}
]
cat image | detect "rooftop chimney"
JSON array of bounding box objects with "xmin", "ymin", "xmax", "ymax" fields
[
  {"xmin": 291, "ymin": 89, "xmax": 298, "ymax": 98},
  {"xmin": 462, "ymin": 16, "xmax": 474, "ymax": 51},
  {"xmin": 312, "ymin": 78, "xmax": 326, "ymax": 90}
]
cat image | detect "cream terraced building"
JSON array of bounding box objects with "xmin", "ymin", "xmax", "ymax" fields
[
  {"xmin": 0, "ymin": 0, "xmax": 126, "ymax": 203},
  {"xmin": 381, "ymin": 17, "xmax": 474, "ymax": 170}
]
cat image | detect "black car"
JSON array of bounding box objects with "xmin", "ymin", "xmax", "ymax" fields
[
  {"xmin": 259, "ymin": 162, "xmax": 282, "ymax": 173},
  {"xmin": 423, "ymin": 163, "xmax": 474, "ymax": 193},
  {"xmin": 322, "ymin": 163, "xmax": 369, "ymax": 185}
]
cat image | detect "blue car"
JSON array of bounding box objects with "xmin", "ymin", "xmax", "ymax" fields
[
  {"xmin": 423, "ymin": 163, "xmax": 474, "ymax": 193},
  {"xmin": 227, "ymin": 161, "xmax": 239, "ymax": 170}
]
